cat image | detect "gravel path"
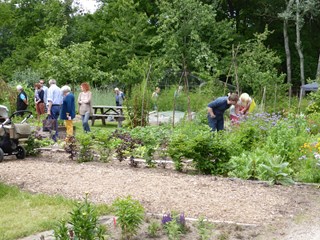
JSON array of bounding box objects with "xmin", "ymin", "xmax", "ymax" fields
[{"xmin": 0, "ymin": 152, "xmax": 319, "ymax": 239}]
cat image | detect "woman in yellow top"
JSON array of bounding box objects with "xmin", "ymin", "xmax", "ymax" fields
[{"xmin": 238, "ymin": 93, "xmax": 256, "ymax": 115}]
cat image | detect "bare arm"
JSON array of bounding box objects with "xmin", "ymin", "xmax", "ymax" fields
[{"xmin": 207, "ymin": 107, "xmax": 215, "ymax": 118}]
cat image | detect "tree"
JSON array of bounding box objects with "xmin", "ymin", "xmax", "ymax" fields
[
  {"xmin": 155, "ymin": 0, "xmax": 234, "ymax": 79},
  {"xmin": 95, "ymin": 0, "xmax": 155, "ymax": 87},
  {"xmin": 236, "ymin": 27, "xmax": 286, "ymax": 100},
  {"xmin": 279, "ymin": 0, "xmax": 294, "ymax": 100},
  {"xmin": 37, "ymin": 26, "xmax": 107, "ymax": 86}
]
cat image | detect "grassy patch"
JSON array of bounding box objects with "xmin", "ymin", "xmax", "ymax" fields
[{"xmin": 0, "ymin": 183, "xmax": 110, "ymax": 240}]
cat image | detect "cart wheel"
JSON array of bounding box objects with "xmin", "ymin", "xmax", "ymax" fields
[
  {"xmin": 0, "ymin": 148, "xmax": 4, "ymax": 162},
  {"xmin": 16, "ymin": 146, "xmax": 26, "ymax": 159}
]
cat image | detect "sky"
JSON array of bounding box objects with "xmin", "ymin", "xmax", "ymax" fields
[{"xmin": 76, "ymin": 0, "xmax": 100, "ymax": 13}]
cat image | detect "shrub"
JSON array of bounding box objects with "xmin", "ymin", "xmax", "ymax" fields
[
  {"xmin": 168, "ymin": 122, "xmax": 233, "ymax": 175},
  {"xmin": 112, "ymin": 196, "xmax": 145, "ymax": 239},
  {"xmin": 296, "ymin": 140, "xmax": 320, "ymax": 183}
]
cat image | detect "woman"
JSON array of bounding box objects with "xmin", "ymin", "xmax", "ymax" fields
[
  {"xmin": 238, "ymin": 93, "xmax": 256, "ymax": 115},
  {"xmin": 34, "ymin": 83, "xmax": 45, "ymax": 123},
  {"xmin": 78, "ymin": 82, "xmax": 92, "ymax": 133},
  {"xmin": 60, "ymin": 85, "xmax": 75, "ymax": 137}
]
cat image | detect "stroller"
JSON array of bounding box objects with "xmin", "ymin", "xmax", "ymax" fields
[{"xmin": 0, "ymin": 105, "xmax": 32, "ymax": 162}]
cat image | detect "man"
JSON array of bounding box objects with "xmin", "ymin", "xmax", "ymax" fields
[
  {"xmin": 16, "ymin": 85, "xmax": 28, "ymax": 116},
  {"xmin": 114, "ymin": 87, "xmax": 125, "ymax": 106},
  {"xmin": 47, "ymin": 79, "xmax": 63, "ymax": 142},
  {"xmin": 207, "ymin": 93, "xmax": 239, "ymax": 131}
]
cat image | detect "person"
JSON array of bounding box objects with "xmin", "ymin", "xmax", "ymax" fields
[
  {"xmin": 238, "ymin": 93, "xmax": 256, "ymax": 116},
  {"xmin": 16, "ymin": 85, "xmax": 28, "ymax": 116},
  {"xmin": 114, "ymin": 87, "xmax": 125, "ymax": 106},
  {"xmin": 152, "ymin": 87, "xmax": 160, "ymax": 111},
  {"xmin": 60, "ymin": 85, "xmax": 75, "ymax": 137},
  {"xmin": 47, "ymin": 79, "xmax": 63, "ymax": 142},
  {"xmin": 34, "ymin": 83, "xmax": 45, "ymax": 123},
  {"xmin": 39, "ymin": 79, "xmax": 48, "ymax": 110},
  {"xmin": 78, "ymin": 82, "xmax": 92, "ymax": 133},
  {"xmin": 207, "ymin": 93, "xmax": 239, "ymax": 131}
]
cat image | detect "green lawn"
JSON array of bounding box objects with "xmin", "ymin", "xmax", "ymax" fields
[{"xmin": 0, "ymin": 183, "xmax": 110, "ymax": 240}]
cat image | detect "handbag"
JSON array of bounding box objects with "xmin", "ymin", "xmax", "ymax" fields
[{"xmin": 42, "ymin": 115, "xmax": 56, "ymax": 132}]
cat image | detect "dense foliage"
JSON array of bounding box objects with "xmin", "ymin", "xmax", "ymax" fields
[{"xmin": 1, "ymin": 0, "xmax": 319, "ymax": 104}]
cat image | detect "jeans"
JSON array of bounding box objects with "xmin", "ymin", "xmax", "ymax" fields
[
  {"xmin": 81, "ymin": 112, "xmax": 91, "ymax": 132},
  {"xmin": 51, "ymin": 105, "xmax": 61, "ymax": 141},
  {"xmin": 208, "ymin": 116, "xmax": 224, "ymax": 131}
]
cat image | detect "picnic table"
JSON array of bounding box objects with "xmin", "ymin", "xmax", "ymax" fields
[{"xmin": 91, "ymin": 105, "xmax": 125, "ymax": 127}]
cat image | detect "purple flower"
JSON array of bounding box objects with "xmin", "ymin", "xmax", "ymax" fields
[
  {"xmin": 177, "ymin": 213, "xmax": 186, "ymax": 226},
  {"xmin": 299, "ymin": 155, "xmax": 307, "ymax": 160},
  {"xmin": 162, "ymin": 213, "xmax": 172, "ymax": 225}
]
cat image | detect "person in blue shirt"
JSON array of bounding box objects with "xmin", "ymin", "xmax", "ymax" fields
[
  {"xmin": 207, "ymin": 93, "xmax": 239, "ymax": 131},
  {"xmin": 114, "ymin": 87, "xmax": 125, "ymax": 106},
  {"xmin": 60, "ymin": 85, "xmax": 75, "ymax": 137},
  {"xmin": 47, "ymin": 79, "xmax": 63, "ymax": 142}
]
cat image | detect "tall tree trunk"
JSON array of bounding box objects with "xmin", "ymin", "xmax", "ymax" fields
[
  {"xmin": 295, "ymin": 0, "xmax": 305, "ymax": 86},
  {"xmin": 317, "ymin": 51, "xmax": 320, "ymax": 79},
  {"xmin": 283, "ymin": 19, "xmax": 292, "ymax": 99}
]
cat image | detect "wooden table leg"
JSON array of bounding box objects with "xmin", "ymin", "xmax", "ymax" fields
[{"xmin": 91, "ymin": 116, "xmax": 95, "ymax": 126}]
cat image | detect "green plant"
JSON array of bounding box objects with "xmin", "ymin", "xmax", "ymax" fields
[
  {"xmin": 259, "ymin": 155, "xmax": 294, "ymax": 185},
  {"xmin": 53, "ymin": 219, "xmax": 70, "ymax": 239},
  {"xmin": 64, "ymin": 136, "xmax": 78, "ymax": 160},
  {"xmin": 196, "ymin": 216, "xmax": 214, "ymax": 240},
  {"xmin": 168, "ymin": 123, "xmax": 232, "ymax": 174},
  {"xmin": 76, "ymin": 132, "xmax": 94, "ymax": 163},
  {"xmin": 54, "ymin": 193, "xmax": 107, "ymax": 240},
  {"xmin": 25, "ymin": 131, "xmax": 41, "ymax": 156},
  {"xmin": 164, "ymin": 218, "xmax": 183, "ymax": 240},
  {"xmin": 147, "ymin": 220, "xmax": 161, "ymax": 238},
  {"xmin": 112, "ymin": 196, "xmax": 145, "ymax": 240},
  {"xmin": 228, "ymin": 149, "xmax": 272, "ymax": 180},
  {"xmin": 126, "ymin": 78, "xmax": 152, "ymax": 127},
  {"xmin": 112, "ymin": 130, "xmax": 143, "ymax": 162},
  {"xmin": 93, "ymin": 129, "xmax": 113, "ymax": 163}
]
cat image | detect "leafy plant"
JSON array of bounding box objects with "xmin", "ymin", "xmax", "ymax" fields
[
  {"xmin": 54, "ymin": 194, "xmax": 107, "ymax": 240},
  {"xmin": 168, "ymin": 122, "xmax": 232, "ymax": 174},
  {"xmin": 112, "ymin": 130, "xmax": 142, "ymax": 162},
  {"xmin": 112, "ymin": 196, "xmax": 145, "ymax": 240},
  {"xmin": 64, "ymin": 135, "xmax": 78, "ymax": 160},
  {"xmin": 25, "ymin": 131, "xmax": 41, "ymax": 156},
  {"xmin": 259, "ymin": 155, "xmax": 294, "ymax": 185},
  {"xmin": 147, "ymin": 220, "xmax": 161, "ymax": 238},
  {"xmin": 196, "ymin": 216, "xmax": 214, "ymax": 240},
  {"xmin": 228, "ymin": 149, "xmax": 271, "ymax": 180},
  {"xmin": 93, "ymin": 129, "xmax": 113, "ymax": 163},
  {"xmin": 162, "ymin": 212, "xmax": 187, "ymax": 239},
  {"xmin": 164, "ymin": 218, "xmax": 183, "ymax": 240},
  {"xmin": 76, "ymin": 132, "xmax": 94, "ymax": 163}
]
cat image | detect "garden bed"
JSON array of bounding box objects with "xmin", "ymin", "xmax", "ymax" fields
[{"xmin": 1, "ymin": 151, "xmax": 319, "ymax": 239}]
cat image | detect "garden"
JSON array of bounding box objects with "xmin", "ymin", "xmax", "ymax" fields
[{"xmin": 1, "ymin": 0, "xmax": 320, "ymax": 239}]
